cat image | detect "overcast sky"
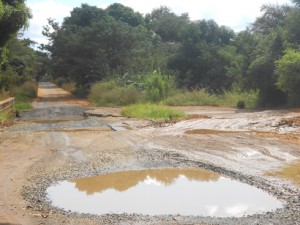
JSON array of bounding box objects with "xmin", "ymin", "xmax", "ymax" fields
[{"xmin": 24, "ymin": 0, "xmax": 291, "ymax": 44}]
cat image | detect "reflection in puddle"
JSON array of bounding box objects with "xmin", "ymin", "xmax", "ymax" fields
[{"xmin": 46, "ymin": 168, "xmax": 282, "ymax": 217}]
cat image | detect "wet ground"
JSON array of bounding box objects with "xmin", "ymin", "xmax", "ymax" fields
[
  {"xmin": 0, "ymin": 82, "xmax": 300, "ymax": 225},
  {"xmin": 46, "ymin": 168, "xmax": 282, "ymax": 217}
]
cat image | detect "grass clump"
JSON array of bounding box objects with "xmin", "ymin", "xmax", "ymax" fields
[
  {"xmin": 62, "ymin": 82, "xmax": 76, "ymax": 93},
  {"xmin": 89, "ymin": 81, "xmax": 141, "ymax": 106},
  {"xmin": 11, "ymin": 81, "xmax": 37, "ymax": 102},
  {"xmin": 13, "ymin": 102, "xmax": 32, "ymax": 111},
  {"xmin": 217, "ymin": 90, "xmax": 259, "ymax": 109},
  {"xmin": 164, "ymin": 89, "xmax": 218, "ymax": 106},
  {"xmin": 0, "ymin": 112, "xmax": 13, "ymax": 123},
  {"xmin": 164, "ymin": 89, "xmax": 259, "ymax": 109},
  {"xmin": 10, "ymin": 81, "xmax": 37, "ymax": 111},
  {"xmin": 122, "ymin": 104, "xmax": 186, "ymax": 119}
]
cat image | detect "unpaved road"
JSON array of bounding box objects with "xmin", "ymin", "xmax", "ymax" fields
[{"xmin": 0, "ymin": 82, "xmax": 300, "ymax": 225}]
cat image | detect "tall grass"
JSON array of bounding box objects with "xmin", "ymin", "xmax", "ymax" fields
[
  {"xmin": 164, "ymin": 89, "xmax": 218, "ymax": 106},
  {"xmin": 89, "ymin": 81, "xmax": 141, "ymax": 106},
  {"xmin": 11, "ymin": 81, "xmax": 37, "ymax": 102},
  {"xmin": 218, "ymin": 90, "xmax": 259, "ymax": 109},
  {"xmin": 164, "ymin": 89, "xmax": 259, "ymax": 109},
  {"xmin": 122, "ymin": 104, "xmax": 186, "ymax": 119},
  {"xmin": 0, "ymin": 112, "xmax": 13, "ymax": 123},
  {"xmin": 62, "ymin": 82, "xmax": 76, "ymax": 93},
  {"xmin": 11, "ymin": 81, "xmax": 37, "ymax": 110}
]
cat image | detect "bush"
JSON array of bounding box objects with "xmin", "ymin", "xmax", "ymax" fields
[
  {"xmin": 56, "ymin": 77, "xmax": 68, "ymax": 87},
  {"xmin": 219, "ymin": 90, "xmax": 258, "ymax": 109},
  {"xmin": 72, "ymin": 85, "xmax": 90, "ymax": 98},
  {"xmin": 11, "ymin": 81, "xmax": 37, "ymax": 102},
  {"xmin": 0, "ymin": 112, "xmax": 13, "ymax": 123},
  {"xmin": 144, "ymin": 72, "xmax": 175, "ymax": 102},
  {"xmin": 276, "ymin": 50, "xmax": 300, "ymax": 107},
  {"xmin": 164, "ymin": 88, "xmax": 259, "ymax": 109},
  {"xmin": 164, "ymin": 89, "xmax": 218, "ymax": 106},
  {"xmin": 61, "ymin": 82, "xmax": 76, "ymax": 93},
  {"xmin": 122, "ymin": 104, "xmax": 186, "ymax": 119},
  {"xmin": 236, "ymin": 100, "xmax": 245, "ymax": 109},
  {"xmin": 89, "ymin": 81, "xmax": 141, "ymax": 106}
]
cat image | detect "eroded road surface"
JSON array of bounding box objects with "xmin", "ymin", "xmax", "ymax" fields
[{"xmin": 0, "ymin": 82, "xmax": 300, "ymax": 225}]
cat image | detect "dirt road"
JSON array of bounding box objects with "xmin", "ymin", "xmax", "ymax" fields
[{"xmin": 0, "ymin": 82, "xmax": 299, "ymax": 225}]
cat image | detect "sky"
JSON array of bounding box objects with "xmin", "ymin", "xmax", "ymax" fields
[{"xmin": 24, "ymin": 0, "xmax": 292, "ymax": 45}]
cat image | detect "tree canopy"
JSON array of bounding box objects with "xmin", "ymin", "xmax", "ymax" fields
[{"xmin": 2, "ymin": 0, "xmax": 300, "ymax": 108}]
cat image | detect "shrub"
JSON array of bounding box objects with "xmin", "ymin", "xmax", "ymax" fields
[
  {"xmin": 0, "ymin": 112, "xmax": 13, "ymax": 123},
  {"xmin": 164, "ymin": 89, "xmax": 218, "ymax": 106},
  {"xmin": 144, "ymin": 72, "xmax": 175, "ymax": 102},
  {"xmin": 89, "ymin": 81, "xmax": 141, "ymax": 106},
  {"xmin": 56, "ymin": 77, "xmax": 68, "ymax": 87},
  {"xmin": 72, "ymin": 85, "xmax": 90, "ymax": 98},
  {"xmin": 236, "ymin": 100, "xmax": 245, "ymax": 109},
  {"xmin": 219, "ymin": 90, "xmax": 258, "ymax": 109},
  {"xmin": 11, "ymin": 81, "xmax": 37, "ymax": 102},
  {"xmin": 164, "ymin": 88, "xmax": 259, "ymax": 109},
  {"xmin": 276, "ymin": 49, "xmax": 300, "ymax": 107},
  {"xmin": 122, "ymin": 104, "xmax": 186, "ymax": 119},
  {"xmin": 61, "ymin": 82, "xmax": 76, "ymax": 93}
]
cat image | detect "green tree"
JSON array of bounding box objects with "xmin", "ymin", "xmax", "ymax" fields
[
  {"xmin": 44, "ymin": 4, "xmax": 153, "ymax": 95},
  {"xmin": 0, "ymin": 37, "xmax": 38, "ymax": 90},
  {"xmin": 169, "ymin": 20, "xmax": 236, "ymax": 91},
  {"xmin": 146, "ymin": 6, "xmax": 189, "ymax": 42},
  {"xmin": 106, "ymin": 3, "xmax": 145, "ymax": 27},
  {"xmin": 0, "ymin": 0, "xmax": 31, "ymax": 65},
  {"xmin": 251, "ymin": 4, "xmax": 291, "ymax": 35},
  {"xmin": 276, "ymin": 49, "xmax": 300, "ymax": 106}
]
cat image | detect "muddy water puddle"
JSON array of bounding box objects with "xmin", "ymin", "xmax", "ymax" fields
[
  {"xmin": 46, "ymin": 168, "xmax": 282, "ymax": 217},
  {"xmin": 268, "ymin": 160, "xmax": 300, "ymax": 186}
]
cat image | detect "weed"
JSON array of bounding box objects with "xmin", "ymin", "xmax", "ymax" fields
[
  {"xmin": 89, "ymin": 81, "xmax": 141, "ymax": 106},
  {"xmin": 122, "ymin": 104, "xmax": 186, "ymax": 119},
  {"xmin": 0, "ymin": 112, "xmax": 13, "ymax": 123}
]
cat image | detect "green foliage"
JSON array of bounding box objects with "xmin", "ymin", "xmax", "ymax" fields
[
  {"xmin": 0, "ymin": 0, "xmax": 31, "ymax": 65},
  {"xmin": 164, "ymin": 89, "xmax": 259, "ymax": 109},
  {"xmin": 41, "ymin": 2, "xmax": 300, "ymax": 109},
  {"xmin": 236, "ymin": 101, "xmax": 245, "ymax": 109},
  {"xmin": 164, "ymin": 89, "xmax": 218, "ymax": 106},
  {"xmin": 220, "ymin": 90, "xmax": 259, "ymax": 109},
  {"xmin": 144, "ymin": 72, "xmax": 175, "ymax": 102},
  {"xmin": 11, "ymin": 81, "xmax": 37, "ymax": 102},
  {"xmin": 0, "ymin": 38, "xmax": 39, "ymax": 91},
  {"xmin": 106, "ymin": 3, "xmax": 145, "ymax": 27},
  {"xmin": 13, "ymin": 102, "xmax": 32, "ymax": 111},
  {"xmin": 56, "ymin": 77, "xmax": 68, "ymax": 87},
  {"xmin": 276, "ymin": 49, "xmax": 300, "ymax": 107},
  {"xmin": 0, "ymin": 112, "xmax": 12, "ymax": 123},
  {"xmin": 146, "ymin": 6, "xmax": 189, "ymax": 42},
  {"xmin": 169, "ymin": 20, "xmax": 236, "ymax": 90},
  {"xmin": 122, "ymin": 104, "xmax": 186, "ymax": 119},
  {"xmin": 89, "ymin": 81, "xmax": 141, "ymax": 106},
  {"xmin": 61, "ymin": 82, "xmax": 76, "ymax": 93},
  {"xmin": 44, "ymin": 4, "xmax": 152, "ymax": 88}
]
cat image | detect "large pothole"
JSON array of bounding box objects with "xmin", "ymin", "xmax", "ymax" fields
[{"xmin": 46, "ymin": 168, "xmax": 282, "ymax": 217}]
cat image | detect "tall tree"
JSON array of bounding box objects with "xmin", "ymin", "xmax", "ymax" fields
[
  {"xmin": 0, "ymin": 0, "xmax": 31, "ymax": 65},
  {"xmin": 44, "ymin": 4, "xmax": 152, "ymax": 94}
]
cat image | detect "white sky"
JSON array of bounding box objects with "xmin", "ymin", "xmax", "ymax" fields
[{"xmin": 24, "ymin": 0, "xmax": 292, "ymax": 44}]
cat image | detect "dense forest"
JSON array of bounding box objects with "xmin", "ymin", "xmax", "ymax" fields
[{"xmin": 1, "ymin": 0, "xmax": 300, "ymax": 107}]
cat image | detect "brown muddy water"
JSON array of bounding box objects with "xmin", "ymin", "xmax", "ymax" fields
[
  {"xmin": 268, "ymin": 160, "xmax": 300, "ymax": 186},
  {"xmin": 46, "ymin": 168, "xmax": 283, "ymax": 217}
]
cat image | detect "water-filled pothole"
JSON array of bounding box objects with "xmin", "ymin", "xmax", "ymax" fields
[{"xmin": 46, "ymin": 168, "xmax": 282, "ymax": 217}]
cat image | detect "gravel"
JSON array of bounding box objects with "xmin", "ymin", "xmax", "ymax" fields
[{"xmin": 4, "ymin": 105, "xmax": 300, "ymax": 225}]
